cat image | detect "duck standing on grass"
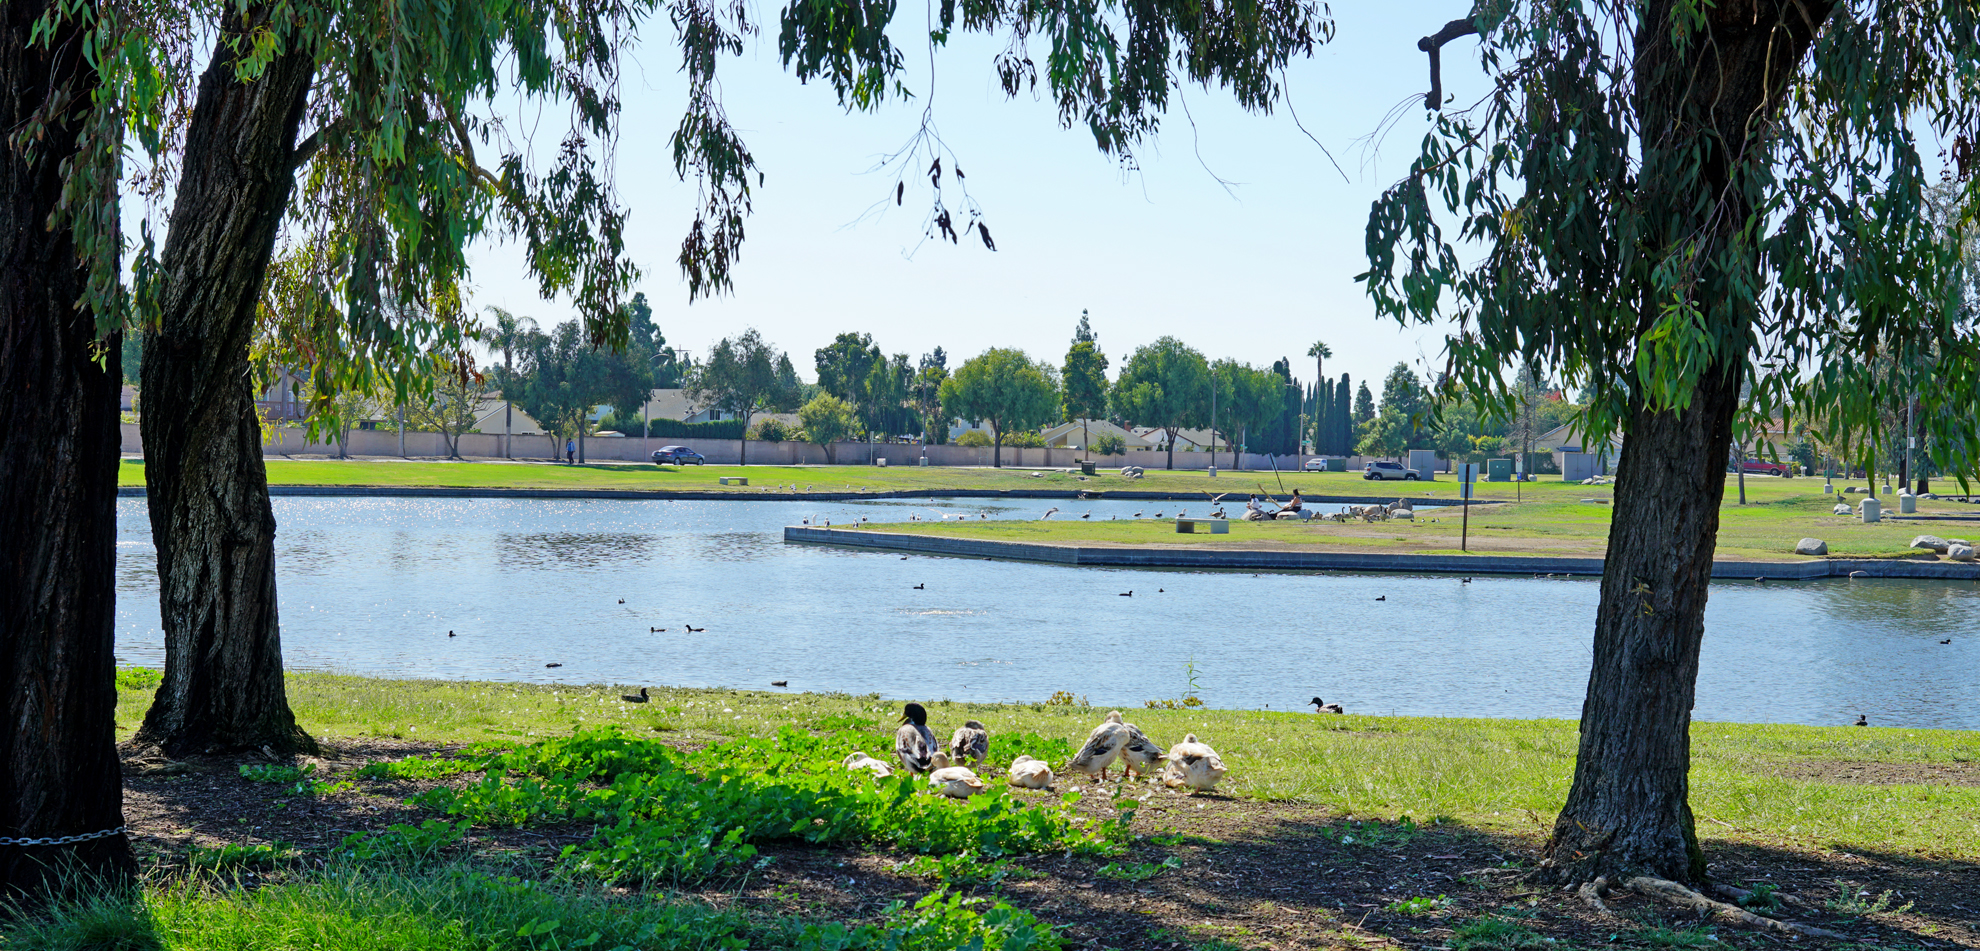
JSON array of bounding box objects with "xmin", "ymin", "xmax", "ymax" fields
[
  {"xmin": 1120, "ymin": 719, "xmax": 1166, "ymax": 779},
  {"xmin": 1161, "ymin": 734, "xmax": 1228, "ymax": 793},
  {"xmin": 895, "ymin": 702, "xmax": 938, "ymax": 773},
  {"xmin": 1007, "ymin": 755, "xmax": 1055, "ymax": 789},
  {"xmin": 926, "ymin": 752, "xmax": 988, "ymax": 798},
  {"xmin": 1067, "ymin": 711, "xmax": 1131, "ymax": 781},
  {"xmin": 949, "ymin": 720, "xmax": 990, "ymax": 767},
  {"xmin": 842, "ymin": 751, "xmax": 894, "ymax": 778}
]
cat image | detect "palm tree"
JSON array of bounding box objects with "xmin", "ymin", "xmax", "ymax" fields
[{"xmin": 486, "ymin": 306, "xmax": 538, "ymax": 458}]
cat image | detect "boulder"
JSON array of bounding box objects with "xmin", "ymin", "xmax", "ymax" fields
[
  {"xmin": 1391, "ymin": 509, "xmax": 1415, "ymax": 519},
  {"xmin": 1952, "ymin": 538, "xmax": 1971, "ymax": 546},
  {"xmin": 1795, "ymin": 538, "xmax": 1828, "ymax": 556},
  {"xmin": 1911, "ymin": 535, "xmax": 1952, "ymax": 553},
  {"xmin": 1951, "ymin": 545, "xmax": 1977, "ymax": 562},
  {"xmin": 1831, "ymin": 503, "xmax": 1852, "ymax": 516},
  {"xmin": 1843, "ymin": 486, "xmax": 1862, "ymax": 494}
]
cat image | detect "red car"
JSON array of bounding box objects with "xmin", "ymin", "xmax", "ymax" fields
[{"xmin": 1738, "ymin": 459, "xmax": 1788, "ymax": 476}]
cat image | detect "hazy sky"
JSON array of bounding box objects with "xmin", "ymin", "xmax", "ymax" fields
[{"xmin": 458, "ymin": 8, "xmax": 1494, "ymax": 394}]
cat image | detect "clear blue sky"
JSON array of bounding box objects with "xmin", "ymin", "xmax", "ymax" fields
[{"xmin": 461, "ymin": 9, "xmax": 1490, "ymax": 394}]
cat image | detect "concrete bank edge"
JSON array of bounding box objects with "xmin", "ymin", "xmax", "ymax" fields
[
  {"xmin": 115, "ymin": 485, "xmax": 1466, "ymax": 505},
  {"xmin": 782, "ymin": 526, "xmax": 1980, "ymax": 580}
]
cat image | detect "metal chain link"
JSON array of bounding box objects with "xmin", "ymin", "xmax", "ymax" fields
[{"xmin": 0, "ymin": 826, "xmax": 126, "ymax": 847}]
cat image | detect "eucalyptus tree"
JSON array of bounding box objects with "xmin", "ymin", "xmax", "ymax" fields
[
  {"xmin": 1365, "ymin": 2, "xmax": 1980, "ymax": 894},
  {"xmin": 128, "ymin": 0, "xmax": 643, "ymax": 758},
  {"xmin": 690, "ymin": 329, "xmax": 797, "ymax": 463},
  {"xmin": 938, "ymin": 349, "xmax": 1061, "ymax": 467},
  {"xmin": 1110, "ymin": 338, "xmax": 1210, "ymax": 469}
]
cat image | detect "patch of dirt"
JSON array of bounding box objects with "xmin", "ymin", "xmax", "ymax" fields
[
  {"xmin": 119, "ymin": 741, "xmax": 1980, "ymax": 950},
  {"xmin": 1770, "ymin": 758, "xmax": 1980, "ymax": 788}
]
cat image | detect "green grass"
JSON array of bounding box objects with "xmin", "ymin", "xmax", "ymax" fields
[
  {"xmin": 110, "ymin": 672, "xmax": 1980, "ymax": 862},
  {"xmin": 863, "ymin": 488, "xmax": 1968, "ymax": 559}
]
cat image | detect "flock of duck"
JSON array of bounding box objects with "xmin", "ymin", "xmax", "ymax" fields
[{"xmin": 840, "ymin": 702, "xmax": 1230, "ymax": 799}]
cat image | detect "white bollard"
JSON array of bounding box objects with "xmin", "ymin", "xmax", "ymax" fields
[{"xmin": 1862, "ymin": 497, "xmax": 1882, "ymax": 523}]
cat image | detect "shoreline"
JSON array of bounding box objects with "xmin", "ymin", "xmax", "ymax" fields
[
  {"xmin": 115, "ymin": 484, "xmax": 1464, "ymax": 505},
  {"xmin": 783, "ymin": 524, "xmax": 1980, "ymax": 580}
]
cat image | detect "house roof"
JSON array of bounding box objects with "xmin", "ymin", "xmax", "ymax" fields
[
  {"xmin": 1040, "ymin": 418, "xmax": 1153, "ymax": 448},
  {"xmin": 471, "ymin": 399, "xmax": 546, "ymax": 435},
  {"xmin": 1133, "ymin": 426, "xmax": 1224, "ymax": 449}
]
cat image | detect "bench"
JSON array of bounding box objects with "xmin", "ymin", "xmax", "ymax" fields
[
  {"xmin": 719, "ymin": 477, "xmax": 749, "ymax": 486},
  {"xmin": 1174, "ymin": 517, "xmax": 1229, "ymax": 534}
]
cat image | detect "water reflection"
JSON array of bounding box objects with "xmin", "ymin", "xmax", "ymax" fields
[{"xmin": 112, "ymin": 496, "xmax": 1980, "ymax": 730}]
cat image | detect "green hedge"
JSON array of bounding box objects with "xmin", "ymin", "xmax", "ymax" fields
[{"xmin": 647, "ymin": 418, "xmax": 745, "ymax": 440}]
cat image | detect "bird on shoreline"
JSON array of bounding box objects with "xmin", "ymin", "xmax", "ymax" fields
[
  {"xmin": 1007, "ymin": 755, "xmax": 1054, "ymax": 789},
  {"xmin": 1854, "ymin": 714, "xmax": 1868, "ymax": 727},
  {"xmin": 949, "ymin": 720, "xmax": 989, "ymax": 766},
  {"xmin": 1161, "ymin": 734, "xmax": 1228, "ymax": 793},
  {"xmin": 621, "ymin": 687, "xmax": 650, "ymax": 703},
  {"xmin": 1068, "ymin": 711, "xmax": 1130, "ymax": 781},
  {"xmin": 895, "ymin": 702, "xmax": 937, "ymax": 773},
  {"xmin": 1121, "ymin": 720, "xmax": 1166, "ymax": 778},
  {"xmin": 927, "ymin": 752, "xmax": 989, "ymax": 798},
  {"xmin": 843, "ymin": 751, "xmax": 893, "ymax": 778},
  {"xmin": 1310, "ymin": 697, "xmax": 1344, "ymax": 715}
]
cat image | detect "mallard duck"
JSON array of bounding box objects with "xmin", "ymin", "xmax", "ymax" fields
[
  {"xmin": 1160, "ymin": 734, "xmax": 1228, "ymax": 793},
  {"xmin": 949, "ymin": 720, "xmax": 989, "ymax": 766},
  {"xmin": 1067, "ymin": 711, "xmax": 1130, "ymax": 780},
  {"xmin": 895, "ymin": 702, "xmax": 937, "ymax": 773},
  {"xmin": 1120, "ymin": 721, "xmax": 1166, "ymax": 779},
  {"xmin": 1007, "ymin": 755, "xmax": 1055, "ymax": 789},
  {"xmin": 1309, "ymin": 696, "xmax": 1345, "ymax": 715},
  {"xmin": 926, "ymin": 752, "xmax": 988, "ymax": 798},
  {"xmin": 842, "ymin": 751, "xmax": 893, "ymax": 778}
]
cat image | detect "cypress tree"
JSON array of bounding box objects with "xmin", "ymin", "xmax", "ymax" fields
[{"xmin": 1335, "ymin": 375, "xmax": 1352, "ymax": 455}]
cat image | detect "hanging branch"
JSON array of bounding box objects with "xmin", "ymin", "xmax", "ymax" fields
[{"xmin": 1418, "ymin": 17, "xmax": 1480, "ymax": 110}]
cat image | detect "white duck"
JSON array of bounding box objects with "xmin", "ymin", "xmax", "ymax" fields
[
  {"xmin": 1067, "ymin": 711, "xmax": 1131, "ymax": 781},
  {"xmin": 1007, "ymin": 755, "xmax": 1055, "ymax": 789},
  {"xmin": 895, "ymin": 702, "xmax": 937, "ymax": 773},
  {"xmin": 926, "ymin": 752, "xmax": 988, "ymax": 798},
  {"xmin": 1119, "ymin": 720, "xmax": 1166, "ymax": 779},
  {"xmin": 842, "ymin": 751, "xmax": 894, "ymax": 778},
  {"xmin": 1160, "ymin": 734, "xmax": 1228, "ymax": 793},
  {"xmin": 949, "ymin": 720, "xmax": 990, "ymax": 766}
]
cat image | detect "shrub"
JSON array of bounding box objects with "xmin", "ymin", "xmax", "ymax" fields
[
  {"xmin": 957, "ymin": 431, "xmax": 992, "ymax": 448},
  {"xmin": 648, "ymin": 418, "xmax": 745, "ymax": 440},
  {"xmin": 1090, "ymin": 433, "xmax": 1126, "ymax": 455},
  {"xmin": 116, "ymin": 667, "xmax": 163, "ymax": 692},
  {"xmin": 1002, "ymin": 430, "xmax": 1045, "ymax": 448},
  {"xmin": 751, "ymin": 418, "xmax": 792, "ymax": 442}
]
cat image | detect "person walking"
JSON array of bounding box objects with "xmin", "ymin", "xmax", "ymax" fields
[{"xmin": 565, "ymin": 438, "xmax": 576, "ymax": 465}]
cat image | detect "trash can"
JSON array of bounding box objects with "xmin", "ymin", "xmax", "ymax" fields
[{"xmin": 1080, "ymin": 460, "xmax": 1097, "ymax": 476}]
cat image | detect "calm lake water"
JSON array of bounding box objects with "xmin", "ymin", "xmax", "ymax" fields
[{"xmin": 114, "ymin": 496, "xmax": 1980, "ymax": 730}]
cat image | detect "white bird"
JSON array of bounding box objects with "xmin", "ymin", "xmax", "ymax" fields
[
  {"xmin": 926, "ymin": 752, "xmax": 988, "ymax": 798},
  {"xmin": 1040, "ymin": 507, "xmax": 1059, "ymax": 520},
  {"xmin": 1120, "ymin": 720, "xmax": 1166, "ymax": 778},
  {"xmin": 1160, "ymin": 734, "xmax": 1228, "ymax": 793},
  {"xmin": 1007, "ymin": 755, "xmax": 1055, "ymax": 789},
  {"xmin": 895, "ymin": 702, "xmax": 937, "ymax": 773},
  {"xmin": 842, "ymin": 751, "xmax": 894, "ymax": 778},
  {"xmin": 949, "ymin": 720, "xmax": 989, "ymax": 766},
  {"xmin": 1067, "ymin": 711, "xmax": 1131, "ymax": 781}
]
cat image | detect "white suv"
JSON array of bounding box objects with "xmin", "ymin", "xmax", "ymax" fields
[{"xmin": 1363, "ymin": 460, "xmax": 1419, "ymax": 481}]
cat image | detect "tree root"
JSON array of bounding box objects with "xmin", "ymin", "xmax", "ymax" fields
[
  {"xmin": 1624, "ymin": 876, "xmax": 1844, "ymax": 940},
  {"xmin": 1576, "ymin": 876, "xmax": 1618, "ymax": 917}
]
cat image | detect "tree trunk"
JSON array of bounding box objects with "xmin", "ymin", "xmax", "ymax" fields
[
  {"xmin": 0, "ymin": 0, "xmax": 136, "ymax": 903},
  {"xmin": 738, "ymin": 410, "xmax": 750, "ymax": 465},
  {"xmin": 1539, "ymin": 0, "xmax": 1830, "ymax": 887},
  {"xmin": 137, "ymin": 12, "xmax": 317, "ymax": 757}
]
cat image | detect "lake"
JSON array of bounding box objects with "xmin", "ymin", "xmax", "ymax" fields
[{"xmin": 114, "ymin": 496, "xmax": 1980, "ymax": 729}]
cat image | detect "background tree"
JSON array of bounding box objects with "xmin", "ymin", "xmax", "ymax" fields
[
  {"xmin": 798, "ymin": 393, "xmax": 858, "ymax": 463},
  {"xmin": 403, "ymin": 366, "xmax": 488, "ymax": 459},
  {"xmin": 862, "ymin": 354, "xmax": 913, "ymax": 452},
  {"xmin": 814, "ymin": 332, "xmax": 881, "ymax": 405},
  {"xmin": 1376, "ymin": 364, "xmax": 1426, "ymax": 450},
  {"xmin": 1333, "ymin": 375, "xmax": 1353, "ymax": 454},
  {"xmin": 1354, "ymin": 382, "xmax": 1376, "ymax": 431},
  {"xmin": 912, "ymin": 351, "xmax": 950, "ymax": 446},
  {"xmin": 938, "ymin": 349, "xmax": 1060, "ymax": 467},
  {"xmin": 512, "ymin": 323, "xmax": 599, "ymax": 458},
  {"xmin": 1211, "ymin": 359, "xmax": 1286, "ymax": 463},
  {"xmin": 1111, "ymin": 338, "xmax": 1211, "ymax": 470},
  {"xmin": 1061, "ymin": 328, "xmax": 1111, "ymax": 460},
  {"xmin": 1355, "ymin": 408, "xmax": 1409, "ymax": 460},
  {"xmin": 690, "ymin": 329, "xmax": 796, "ymax": 464},
  {"xmin": 486, "ymin": 307, "xmax": 540, "ymax": 458},
  {"xmin": 1366, "ymin": 2, "xmax": 1980, "ymax": 891}
]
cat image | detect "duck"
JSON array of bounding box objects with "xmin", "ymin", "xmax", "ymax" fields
[
  {"xmin": 1309, "ymin": 696, "xmax": 1345, "ymax": 715},
  {"xmin": 1120, "ymin": 720, "xmax": 1166, "ymax": 778},
  {"xmin": 895, "ymin": 702, "xmax": 938, "ymax": 773},
  {"xmin": 1007, "ymin": 755, "xmax": 1055, "ymax": 789},
  {"xmin": 1067, "ymin": 711, "xmax": 1131, "ymax": 781},
  {"xmin": 842, "ymin": 751, "xmax": 894, "ymax": 778},
  {"xmin": 620, "ymin": 687, "xmax": 650, "ymax": 703},
  {"xmin": 1160, "ymin": 734, "xmax": 1228, "ymax": 793},
  {"xmin": 949, "ymin": 720, "xmax": 989, "ymax": 766},
  {"xmin": 926, "ymin": 752, "xmax": 988, "ymax": 798},
  {"xmin": 771, "ymin": 680, "xmax": 788, "ymax": 687},
  {"xmin": 1854, "ymin": 714, "xmax": 1868, "ymax": 727}
]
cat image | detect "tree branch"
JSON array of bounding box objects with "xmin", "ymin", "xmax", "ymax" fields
[
  {"xmin": 291, "ymin": 117, "xmax": 347, "ymax": 171},
  {"xmin": 1417, "ymin": 17, "xmax": 1480, "ymax": 110},
  {"xmin": 1623, "ymin": 877, "xmax": 1845, "ymax": 941}
]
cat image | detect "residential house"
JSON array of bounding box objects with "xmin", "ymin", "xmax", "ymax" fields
[
  {"xmin": 1039, "ymin": 419, "xmax": 1152, "ymax": 450},
  {"xmin": 1535, "ymin": 420, "xmax": 1624, "ymax": 474},
  {"xmin": 1133, "ymin": 426, "xmax": 1224, "ymax": 452}
]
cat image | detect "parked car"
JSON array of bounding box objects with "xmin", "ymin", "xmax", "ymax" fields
[
  {"xmin": 1302, "ymin": 458, "xmax": 1329, "ymax": 471},
  {"xmin": 651, "ymin": 445, "xmax": 706, "ymax": 465},
  {"xmin": 1363, "ymin": 460, "xmax": 1419, "ymax": 481},
  {"xmin": 1738, "ymin": 459, "xmax": 1788, "ymax": 476}
]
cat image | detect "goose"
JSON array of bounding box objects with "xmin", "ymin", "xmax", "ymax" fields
[
  {"xmin": 1067, "ymin": 711, "xmax": 1131, "ymax": 781},
  {"xmin": 621, "ymin": 687, "xmax": 650, "ymax": 703},
  {"xmin": 1007, "ymin": 755, "xmax": 1055, "ymax": 789},
  {"xmin": 1120, "ymin": 720, "xmax": 1166, "ymax": 778},
  {"xmin": 895, "ymin": 702, "xmax": 938, "ymax": 773},
  {"xmin": 843, "ymin": 751, "xmax": 894, "ymax": 778},
  {"xmin": 1309, "ymin": 697, "xmax": 1344, "ymax": 715},
  {"xmin": 1160, "ymin": 734, "xmax": 1228, "ymax": 793},
  {"xmin": 949, "ymin": 720, "xmax": 990, "ymax": 766},
  {"xmin": 926, "ymin": 752, "xmax": 988, "ymax": 798}
]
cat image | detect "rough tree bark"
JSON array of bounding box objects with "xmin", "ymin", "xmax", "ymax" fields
[
  {"xmin": 0, "ymin": 0, "xmax": 135, "ymax": 903},
  {"xmin": 137, "ymin": 9, "xmax": 319, "ymax": 756},
  {"xmin": 1537, "ymin": 0, "xmax": 1833, "ymax": 885}
]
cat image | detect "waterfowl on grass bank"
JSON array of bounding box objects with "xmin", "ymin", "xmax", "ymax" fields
[
  {"xmin": 1120, "ymin": 721, "xmax": 1166, "ymax": 778},
  {"xmin": 1007, "ymin": 755, "xmax": 1054, "ymax": 789},
  {"xmin": 927, "ymin": 752, "xmax": 988, "ymax": 798},
  {"xmin": 949, "ymin": 720, "xmax": 989, "ymax": 766},
  {"xmin": 843, "ymin": 751, "xmax": 893, "ymax": 778},
  {"xmin": 1309, "ymin": 697, "xmax": 1344, "ymax": 715},
  {"xmin": 621, "ymin": 687, "xmax": 650, "ymax": 703},
  {"xmin": 1160, "ymin": 734, "xmax": 1228, "ymax": 793},
  {"xmin": 1067, "ymin": 711, "xmax": 1130, "ymax": 781},
  {"xmin": 895, "ymin": 702, "xmax": 938, "ymax": 773}
]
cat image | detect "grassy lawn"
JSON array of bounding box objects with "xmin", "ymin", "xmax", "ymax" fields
[
  {"xmin": 51, "ymin": 670, "xmax": 1973, "ymax": 951},
  {"xmin": 118, "ymin": 456, "xmax": 1875, "ymax": 503},
  {"xmin": 861, "ymin": 489, "xmax": 1976, "ymax": 560}
]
